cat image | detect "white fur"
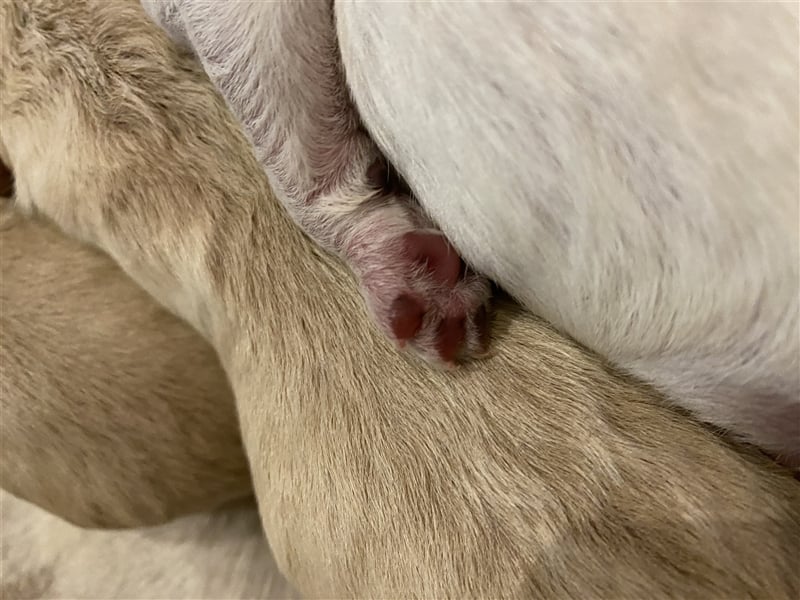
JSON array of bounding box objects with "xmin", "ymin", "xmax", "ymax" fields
[
  {"xmin": 143, "ymin": 0, "xmax": 800, "ymax": 463},
  {"xmin": 334, "ymin": 2, "xmax": 800, "ymax": 463}
]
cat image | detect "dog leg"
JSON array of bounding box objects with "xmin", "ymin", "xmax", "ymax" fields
[{"xmin": 141, "ymin": 0, "xmax": 491, "ymax": 364}]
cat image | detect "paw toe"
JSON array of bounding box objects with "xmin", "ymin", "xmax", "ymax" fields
[
  {"xmin": 435, "ymin": 315, "xmax": 467, "ymax": 363},
  {"xmin": 389, "ymin": 294, "xmax": 426, "ymax": 342}
]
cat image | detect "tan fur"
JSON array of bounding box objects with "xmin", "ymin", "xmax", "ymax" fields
[
  {"xmin": 1, "ymin": 1, "xmax": 799, "ymax": 597},
  {"xmin": 0, "ymin": 200, "xmax": 251, "ymax": 528},
  {"xmin": 142, "ymin": 0, "xmax": 799, "ymax": 461},
  {"xmin": 0, "ymin": 492, "xmax": 298, "ymax": 599}
]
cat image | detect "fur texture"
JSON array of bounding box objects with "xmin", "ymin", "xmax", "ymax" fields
[
  {"xmin": 0, "ymin": 198, "xmax": 251, "ymax": 528},
  {"xmin": 336, "ymin": 2, "xmax": 800, "ymax": 465},
  {"xmin": 143, "ymin": 0, "xmax": 800, "ymax": 463},
  {"xmin": 0, "ymin": 492, "xmax": 298, "ymax": 599},
  {"xmin": 1, "ymin": 1, "xmax": 799, "ymax": 597},
  {"xmin": 140, "ymin": 0, "xmax": 491, "ymax": 364}
]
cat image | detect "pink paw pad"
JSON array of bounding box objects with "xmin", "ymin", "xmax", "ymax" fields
[{"xmin": 373, "ymin": 229, "xmax": 491, "ymax": 365}]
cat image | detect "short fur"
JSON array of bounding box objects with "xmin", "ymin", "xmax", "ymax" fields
[
  {"xmin": 0, "ymin": 492, "xmax": 298, "ymax": 599},
  {"xmin": 1, "ymin": 1, "xmax": 799, "ymax": 597},
  {"xmin": 0, "ymin": 197, "xmax": 251, "ymax": 528},
  {"xmin": 143, "ymin": 0, "xmax": 799, "ymax": 463},
  {"xmin": 336, "ymin": 2, "xmax": 800, "ymax": 464},
  {"xmin": 140, "ymin": 0, "xmax": 491, "ymax": 364}
]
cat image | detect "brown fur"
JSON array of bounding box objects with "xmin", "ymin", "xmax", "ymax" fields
[
  {"xmin": 1, "ymin": 1, "xmax": 799, "ymax": 597},
  {"xmin": 0, "ymin": 199, "xmax": 251, "ymax": 528}
]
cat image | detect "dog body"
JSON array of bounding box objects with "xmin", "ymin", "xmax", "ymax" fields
[
  {"xmin": 146, "ymin": 0, "xmax": 799, "ymax": 462},
  {"xmin": 2, "ymin": 1, "xmax": 800, "ymax": 597},
  {"xmin": 336, "ymin": 2, "xmax": 800, "ymax": 464},
  {"xmin": 0, "ymin": 201, "xmax": 251, "ymax": 528}
]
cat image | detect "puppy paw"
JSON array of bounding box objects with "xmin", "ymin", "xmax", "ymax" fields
[{"xmin": 347, "ymin": 208, "xmax": 492, "ymax": 365}]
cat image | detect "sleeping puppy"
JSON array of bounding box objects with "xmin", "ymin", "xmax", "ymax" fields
[
  {"xmin": 2, "ymin": 1, "xmax": 799, "ymax": 597},
  {"xmin": 143, "ymin": 1, "xmax": 799, "ymax": 465}
]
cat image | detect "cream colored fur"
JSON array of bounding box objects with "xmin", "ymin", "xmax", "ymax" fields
[
  {"xmin": 1, "ymin": 1, "xmax": 799, "ymax": 597},
  {"xmin": 0, "ymin": 492, "xmax": 297, "ymax": 599},
  {"xmin": 143, "ymin": 0, "xmax": 799, "ymax": 462},
  {"xmin": 0, "ymin": 200, "xmax": 251, "ymax": 528},
  {"xmin": 139, "ymin": 0, "xmax": 492, "ymax": 364}
]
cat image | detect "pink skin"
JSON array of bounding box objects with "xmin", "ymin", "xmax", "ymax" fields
[
  {"xmin": 345, "ymin": 159, "xmax": 490, "ymax": 363},
  {"xmin": 321, "ymin": 181, "xmax": 491, "ymax": 364},
  {"xmin": 142, "ymin": 0, "xmax": 491, "ymax": 364},
  {"xmin": 353, "ymin": 225, "xmax": 488, "ymax": 363}
]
